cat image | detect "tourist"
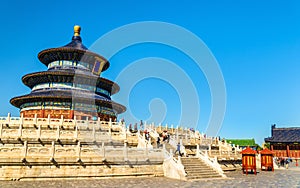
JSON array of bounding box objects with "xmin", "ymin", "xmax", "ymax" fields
[
  {"xmin": 134, "ymin": 123, "xmax": 138, "ymax": 132},
  {"xmin": 285, "ymin": 158, "xmax": 290, "ymax": 169},
  {"xmin": 167, "ymin": 133, "xmax": 170, "ymax": 143},
  {"xmin": 129, "ymin": 124, "xmax": 133, "ymax": 133},
  {"xmin": 162, "ymin": 130, "xmax": 169, "ymax": 142},
  {"xmin": 280, "ymin": 158, "xmax": 285, "ymax": 167},
  {"xmin": 162, "ymin": 131, "xmax": 166, "ymax": 141},
  {"xmin": 157, "ymin": 137, "xmax": 161, "ymax": 148},
  {"xmin": 145, "ymin": 132, "xmax": 150, "ymax": 141},
  {"xmin": 221, "ymin": 138, "xmax": 225, "ymax": 143},
  {"xmin": 175, "ymin": 143, "xmax": 182, "ymax": 157},
  {"xmin": 140, "ymin": 120, "xmax": 143, "ymax": 130}
]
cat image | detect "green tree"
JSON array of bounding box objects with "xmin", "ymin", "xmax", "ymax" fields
[{"xmin": 262, "ymin": 142, "xmax": 270, "ymax": 149}]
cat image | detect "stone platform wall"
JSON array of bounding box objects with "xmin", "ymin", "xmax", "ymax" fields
[
  {"xmin": 0, "ymin": 116, "xmax": 165, "ymax": 180},
  {"xmin": 0, "ymin": 164, "xmax": 164, "ymax": 181}
]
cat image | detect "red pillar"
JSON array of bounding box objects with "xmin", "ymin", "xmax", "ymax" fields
[
  {"xmin": 41, "ymin": 109, "xmax": 45, "ymax": 118},
  {"xmin": 69, "ymin": 110, "xmax": 74, "ymax": 119},
  {"xmin": 287, "ymin": 145, "xmax": 290, "ymax": 157}
]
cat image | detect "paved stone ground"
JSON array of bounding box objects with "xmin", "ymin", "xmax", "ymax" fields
[{"xmin": 0, "ymin": 166, "xmax": 299, "ymax": 188}]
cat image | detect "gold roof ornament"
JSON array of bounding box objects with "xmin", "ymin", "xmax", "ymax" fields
[{"xmin": 74, "ymin": 25, "xmax": 81, "ymax": 37}]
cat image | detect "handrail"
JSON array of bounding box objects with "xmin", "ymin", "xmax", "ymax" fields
[
  {"xmin": 0, "ymin": 116, "xmax": 124, "ymax": 129},
  {"xmin": 146, "ymin": 125, "xmax": 159, "ymax": 138},
  {"xmin": 137, "ymin": 132, "xmax": 153, "ymax": 149},
  {"xmin": 196, "ymin": 147, "xmax": 226, "ymax": 177},
  {"xmin": 162, "ymin": 146, "xmax": 187, "ymax": 180}
]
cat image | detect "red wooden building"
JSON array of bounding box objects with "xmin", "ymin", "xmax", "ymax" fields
[{"xmin": 265, "ymin": 124, "xmax": 300, "ymax": 159}]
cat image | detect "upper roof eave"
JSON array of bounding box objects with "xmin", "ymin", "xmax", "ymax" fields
[{"xmin": 37, "ymin": 47, "xmax": 110, "ymax": 72}]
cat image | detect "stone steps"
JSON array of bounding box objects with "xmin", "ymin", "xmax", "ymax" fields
[
  {"xmin": 184, "ymin": 168, "xmax": 217, "ymax": 172},
  {"xmin": 187, "ymin": 174, "xmax": 223, "ymax": 179},
  {"xmin": 181, "ymin": 157, "xmax": 223, "ymax": 180}
]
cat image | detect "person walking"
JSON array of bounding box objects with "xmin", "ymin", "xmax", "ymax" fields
[{"xmin": 175, "ymin": 143, "xmax": 182, "ymax": 157}]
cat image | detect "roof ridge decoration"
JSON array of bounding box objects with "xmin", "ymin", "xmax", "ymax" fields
[{"xmin": 74, "ymin": 25, "xmax": 81, "ymax": 36}]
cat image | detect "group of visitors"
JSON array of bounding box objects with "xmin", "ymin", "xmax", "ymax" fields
[
  {"xmin": 162, "ymin": 131, "xmax": 170, "ymax": 142},
  {"xmin": 126, "ymin": 120, "xmax": 144, "ymax": 133},
  {"xmin": 129, "ymin": 123, "xmax": 138, "ymax": 133},
  {"xmin": 276, "ymin": 157, "xmax": 292, "ymax": 169},
  {"xmin": 156, "ymin": 131, "xmax": 183, "ymax": 157},
  {"xmin": 144, "ymin": 131, "xmax": 150, "ymax": 141},
  {"xmin": 156, "ymin": 130, "xmax": 170, "ymax": 148}
]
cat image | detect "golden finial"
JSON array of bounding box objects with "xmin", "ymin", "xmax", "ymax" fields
[{"xmin": 74, "ymin": 25, "xmax": 81, "ymax": 36}]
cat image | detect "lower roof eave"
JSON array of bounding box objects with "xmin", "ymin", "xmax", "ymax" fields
[{"xmin": 10, "ymin": 94, "xmax": 126, "ymax": 114}]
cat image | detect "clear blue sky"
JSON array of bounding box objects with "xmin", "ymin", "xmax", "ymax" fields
[{"xmin": 0, "ymin": 1, "xmax": 300, "ymax": 145}]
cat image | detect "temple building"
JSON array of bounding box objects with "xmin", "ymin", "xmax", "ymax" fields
[
  {"xmin": 264, "ymin": 124, "xmax": 300, "ymax": 158},
  {"xmin": 10, "ymin": 26, "xmax": 126, "ymax": 121}
]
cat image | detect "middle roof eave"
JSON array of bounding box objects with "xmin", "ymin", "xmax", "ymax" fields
[{"xmin": 22, "ymin": 70, "xmax": 120, "ymax": 94}]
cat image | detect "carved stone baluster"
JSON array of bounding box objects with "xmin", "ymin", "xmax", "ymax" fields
[
  {"xmin": 109, "ymin": 118, "xmax": 112, "ymax": 141},
  {"xmin": 47, "ymin": 114, "xmax": 51, "ymax": 128},
  {"xmin": 92, "ymin": 123, "xmax": 96, "ymax": 142},
  {"xmin": 0, "ymin": 123, "xmax": 3, "ymax": 139},
  {"xmin": 6, "ymin": 113, "xmax": 11, "ymax": 127},
  {"xmin": 56, "ymin": 125, "xmax": 60, "ymax": 142},
  {"xmin": 22, "ymin": 141, "xmax": 28, "ymax": 163},
  {"xmin": 33, "ymin": 114, "xmax": 37, "ymax": 129},
  {"xmin": 37, "ymin": 124, "xmax": 41, "ymax": 142},
  {"xmin": 102, "ymin": 142, "xmax": 106, "ymax": 162},
  {"xmin": 124, "ymin": 142, "xmax": 128, "ymax": 161},
  {"xmin": 76, "ymin": 141, "xmax": 81, "ymax": 162},
  {"xmin": 18, "ymin": 123, "xmax": 22, "ymax": 142},
  {"xmin": 50, "ymin": 141, "xmax": 55, "ymax": 162},
  {"xmin": 74, "ymin": 123, "xmax": 78, "ymax": 141}
]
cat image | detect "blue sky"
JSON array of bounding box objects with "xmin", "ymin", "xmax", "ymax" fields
[{"xmin": 0, "ymin": 1, "xmax": 300, "ymax": 144}]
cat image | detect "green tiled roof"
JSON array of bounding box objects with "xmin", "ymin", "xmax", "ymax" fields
[{"xmin": 226, "ymin": 138, "xmax": 257, "ymax": 146}]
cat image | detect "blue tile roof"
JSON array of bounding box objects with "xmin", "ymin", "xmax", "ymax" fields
[{"xmin": 265, "ymin": 127, "xmax": 300, "ymax": 143}]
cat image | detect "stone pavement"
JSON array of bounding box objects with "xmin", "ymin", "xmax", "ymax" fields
[{"xmin": 0, "ymin": 167, "xmax": 299, "ymax": 188}]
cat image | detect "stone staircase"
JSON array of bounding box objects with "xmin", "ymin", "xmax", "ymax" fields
[{"xmin": 181, "ymin": 157, "xmax": 224, "ymax": 180}]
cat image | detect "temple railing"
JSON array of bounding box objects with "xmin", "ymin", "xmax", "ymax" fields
[
  {"xmin": 162, "ymin": 144, "xmax": 186, "ymax": 180},
  {"xmin": 196, "ymin": 144, "xmax": 226, "ymax": 178},
  {"xmin": 0, "ymin": 115, "xmax": 136, "ymax": 145},
  {"xmin": 137, "ymin": 131, "xmax": 153, "ymax": 149},
  {"xmin": 0, "ymin": 115, "xmax": 239, "ymax": 158},
  {"xmin": 169, "ymin": 135, "xmax": 187, "ymax": 156},
  {"xmin": 0, "ymin": 114, "xmax": 122, "ymax": 131}
]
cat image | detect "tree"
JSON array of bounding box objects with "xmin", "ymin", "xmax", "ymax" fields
[{"xmin": 262, "ymin": 142, "xmax": 270, "ymax": 149}]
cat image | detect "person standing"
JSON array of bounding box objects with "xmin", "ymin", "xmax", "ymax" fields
[
  {"xmin": 285, "ymin": 158, "xmax": 289, "ymax": 169},
  {"xmin": 157, "ymin": 137, "xmax": 161, "ymax": 148},
  {"xmin": 140, "ymin": 120, "xmax": 144, "ymax": 130}
]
